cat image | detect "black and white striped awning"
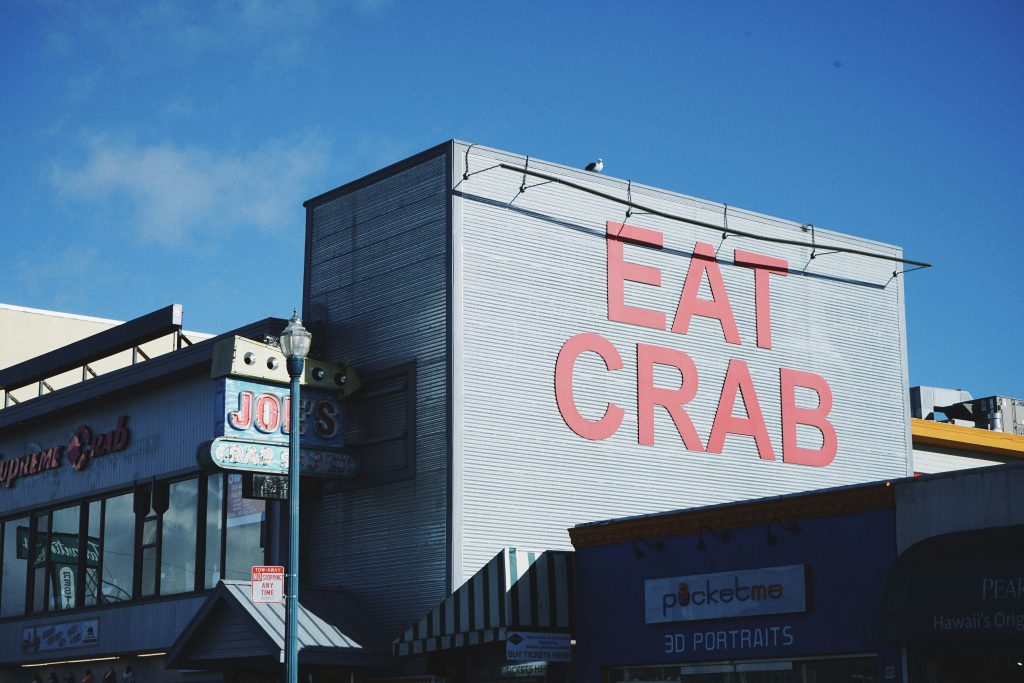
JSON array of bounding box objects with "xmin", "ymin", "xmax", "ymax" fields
[{"xmin": 393, "ymin": 548, "xmax": 574, "ymax": 656}]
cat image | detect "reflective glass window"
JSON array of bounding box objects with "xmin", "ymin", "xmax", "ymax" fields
[
  {"xmin": 224, "ymin": 474, "xmax": 265, "ymax": 580},
  {"xmin": 205, "ymin": 474, "xmax": 224, "ymax": 589},
  {"xmin": 160, "ymin": 478, "xmax": 198, "ymax": 594},
  {"xmin": 141, "ymin": 546, "xmax": 157, "ymax": 597},
  {"xmin": 100, "ymin": 493, "xmax": 134, "ymax": 604},
  {"xmin": 1, "ymin": 517, "xmax": 29, "ymax": 617},
  {"xmin": 49, "ymin": 505, "xmax": 81, "ymax": 610},
  {"xmin": 84, "ymin": 500, "xmax": 101, "ymax": 607},
  {"xmin": 32, "ymin": 513, "xmax": 49, "ymax": 612}
]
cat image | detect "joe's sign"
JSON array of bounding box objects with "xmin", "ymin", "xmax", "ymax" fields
[
  {"xmin": 217, "ymin": 377, "xmax": 343, "ymax": 448},
  {"xmin": 206, "ymin": 378, "xmax": 357, "ymax": 479}
]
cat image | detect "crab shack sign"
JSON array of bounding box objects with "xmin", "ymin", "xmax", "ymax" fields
[{"xmin": 554, "ymin": 222, "xmax": 836, "ymax": 467}]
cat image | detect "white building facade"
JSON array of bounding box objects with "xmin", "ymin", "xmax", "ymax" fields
[{"xmin": 301, "ymin": 140, "xmax": 916, "ymax": 639}]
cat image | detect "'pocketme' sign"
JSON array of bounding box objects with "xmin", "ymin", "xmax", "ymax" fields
[{"xmin": 645, "ymin": 564, "xmax": 806, "ymax": 623}]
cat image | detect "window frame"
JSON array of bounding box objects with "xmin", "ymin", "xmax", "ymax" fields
[{"xmin": 0, "ymin": 471, "xmax": 236, "ymax": 619}]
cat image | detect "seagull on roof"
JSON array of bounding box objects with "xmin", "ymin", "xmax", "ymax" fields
[{"xmin": 585, "ymin": 158, "xmax": 604, "ymax": 173}]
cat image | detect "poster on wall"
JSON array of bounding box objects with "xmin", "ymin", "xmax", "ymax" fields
[{"xmin": 21, "ymin": 619, "xmax": 98, "ymax": 654}]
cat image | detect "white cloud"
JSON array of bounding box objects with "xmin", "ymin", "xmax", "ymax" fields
[{"xmin": 51, "ymin": 133, "xmax": 331, "ymax": 247}]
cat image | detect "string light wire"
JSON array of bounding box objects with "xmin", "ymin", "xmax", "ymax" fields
[{"xmin": 494, "ymin": 162, "xmax": 931, "ymax": 271}]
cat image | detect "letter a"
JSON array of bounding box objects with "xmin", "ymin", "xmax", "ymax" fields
[
  {"xmin": 672, "ymin": 242, "xmax": 740, "ymax": 344},
  {"xmin": 707, "ymin": 359, "xmax": 776, "ymax": 460}
]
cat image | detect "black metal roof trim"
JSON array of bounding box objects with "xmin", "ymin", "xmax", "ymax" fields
[
  {"xmin": 0, "ymin": 304, "xmax": 183, "ymax": 392},
  {"xmin": 0, "ymin": 317, "xmax": 287, "ymax": 432},
  {"xmin": 302, "ymin": 140, "xmax": 452, "ymax": 209}
]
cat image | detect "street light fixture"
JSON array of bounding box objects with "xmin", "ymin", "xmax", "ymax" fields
[{"xmin": 280, "ymin": 310, "xmax": 310, "ymax": 683}]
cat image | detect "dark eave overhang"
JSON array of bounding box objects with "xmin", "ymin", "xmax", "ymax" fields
[
  {"xmin": 569, "ymin": 479, "xmax": 896, "ymax": 548},
  {"xmin": 0, "ymin": 317, "xmax": 287, "ymax": 432},
  {"xmin": 0, "ymin": 304, "xmax": 183, "ymax": 393}
]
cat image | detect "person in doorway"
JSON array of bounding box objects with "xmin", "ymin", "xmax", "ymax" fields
[
  {"xmin": 122, "ymin": 667, "xmax": 135, "ymax": 683},
  {"xmin": 82, "ymin": 671, "xmax": 94, "ymax": 683}
]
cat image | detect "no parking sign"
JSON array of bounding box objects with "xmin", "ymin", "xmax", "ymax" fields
[{"xmin": 251, "ymin": 565, "xmax": 285, "ymax": 604}]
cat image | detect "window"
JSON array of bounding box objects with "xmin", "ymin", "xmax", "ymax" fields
[
  {"xmin": 101, "ymin": 492, "xmax": 134, "ymax": 604},
  {"xmin": 49, "ymin": 505, "xmax": 80, "ymax": 610},
  {"xmin": 31, "ymin": 511, "xmax": 50, "ymax": 612},
  {"xmin": 0, "ymin": 472, "xmax": 264, "ymax": 615},
  {"xmin": 160, "ymin": 478, "xmax": 199, "ymax": 594},
  {"xmin": 224, "ymin": 473, "xmax": 265, "ymax": 580},
  {"xmin": 610, "ymin": 656, "xmax": 877, "ymax": 682},
  {"xmin": 84, "ymin": 500, "xmax": 101, "ymax": 607},
  {"xmin": 1, "ymin": 517, "xmax": 29, "ymax": 616},
  {"xmin": 204, "ymin": 473, "xmax": 224, "ymax": 589}
]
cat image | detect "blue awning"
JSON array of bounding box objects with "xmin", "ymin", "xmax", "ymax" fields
[{"xmin": 881, "ymin": 524, "xmax": 1024, "ymax": 644}]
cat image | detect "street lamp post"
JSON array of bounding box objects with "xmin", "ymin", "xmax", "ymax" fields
[{"xmin": 280, "ymin": 311, "xmax": 311, "ymax": 683}]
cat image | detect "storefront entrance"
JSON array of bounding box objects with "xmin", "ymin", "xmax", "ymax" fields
[
  {"xmin": 906, "ymin": 648, "xmax": 1024, "ymax": 683},
  {"xmin": 611, "ymin": 655, "xmax": 877, "ymax": 683}
]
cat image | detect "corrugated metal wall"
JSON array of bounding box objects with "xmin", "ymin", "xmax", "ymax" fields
[
  {"xmin": 0, "ymin": 375, "xmax": 217, "ymax": 511},
  {"xmin": 0, "ymin": 594, "xmax": 206, "ymax": 665},
  {"xmin": 451, "ymin": 142, "xmax": 912, "ymax": 581},
  {"xmin": 302, "ymin": 140, "xmax": 912, "ymax": 637},
  {"xmin": 304, "ymin": 149, "xmax": 452, "ymax": 639},
  {"xmin": 895, "ymin": 464, "xmax": 1024, "ymax": 553}
]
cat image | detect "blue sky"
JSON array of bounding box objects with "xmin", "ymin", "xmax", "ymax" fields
[{"xmin": 1, "ymin": 0, "xmax": 1021, "ymax": 399}]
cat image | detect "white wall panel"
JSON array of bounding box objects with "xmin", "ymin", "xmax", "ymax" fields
[
  {"xmin": 452, "ymin": 143, "xmax": 912, "ymax": 581},
  {"xmin": 302, "ymin": 141, "xmax": 913, "ymax": 634}
]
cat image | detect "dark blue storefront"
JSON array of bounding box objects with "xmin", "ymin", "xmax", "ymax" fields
[{"xmin": 571, "ymin": 484, "xmax": 902, "ymax": 683}]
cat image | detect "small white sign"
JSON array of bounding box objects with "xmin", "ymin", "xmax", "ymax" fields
[
  {"xmin": 501, "ymin": 662, "xmax": 548, "ymax": 677},
  {"xmin": 506, "ymin": 631, "xmax": 571, "ymax": 662},
  {"xmin": 251, "ymin": 565, "xmax": 285, "ymax": 604}
]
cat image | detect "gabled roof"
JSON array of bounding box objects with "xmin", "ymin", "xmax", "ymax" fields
[{"xmin": 167, "ymin": 580, "xmax": 391, "ymax": 670}]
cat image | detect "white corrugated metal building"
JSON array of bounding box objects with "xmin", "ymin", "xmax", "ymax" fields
[{"xmin": 298, "ymin": 140, "xmax": 917, "ymax": 663}]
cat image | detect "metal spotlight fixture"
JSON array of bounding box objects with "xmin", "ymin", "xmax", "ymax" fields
[
  {"xmin": 697, "ymin": 524, "xmax": 731, "ymax": 551},
  {"xmin": 632, "ymin": 536, "xmax": 665, "ymax": 559},
  {"xmin": 766, "ymin": 517, "xmax": 801, "ymax": 546}
]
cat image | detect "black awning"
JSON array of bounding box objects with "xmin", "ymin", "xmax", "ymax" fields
[
  {"xmin": 393, "ymin": 548, "xmax": 574, "ymax": 657},
  {"xmin": 881, "ymin": 524, "xmax": 1024, "ymax": 644}
]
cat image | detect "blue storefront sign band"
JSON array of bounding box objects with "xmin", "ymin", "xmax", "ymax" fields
[
  {"xmin": 645, "ymin": 564, "xmax": 806, "ymax": 624},
  {"xmin": 206, "ymin": 436, "xmax": 359, "ymax": 479}
]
